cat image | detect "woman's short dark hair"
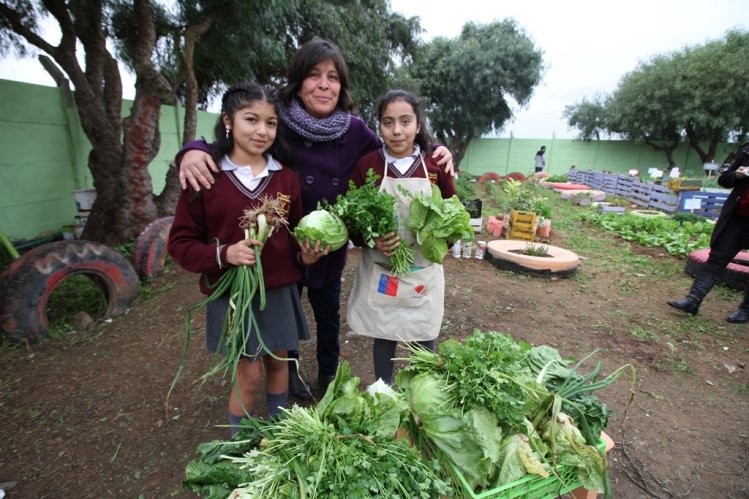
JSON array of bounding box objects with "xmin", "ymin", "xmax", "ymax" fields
[
  {"xmin": 278, "ymin": 38, "xmax": 353, "ymax": 113},
  {"xmin": 212, "ymin": 81, "xmax": 290, "ymax": 166},
  {"xmin": 376, "ymin": 89, "xmax": 433, "ymax": 152}
]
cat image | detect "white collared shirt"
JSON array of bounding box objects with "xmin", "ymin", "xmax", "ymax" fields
[
  {"xmin": 220, "ymin": 154, "xmax": 280, "ymax": 190},
  {"xmin": 385, "ymin": 145, "xmax": 421, "ymax": 175}
]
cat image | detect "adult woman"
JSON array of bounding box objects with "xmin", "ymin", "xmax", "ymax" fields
[
  {"xmin": 177, "ymin": 39, "xmax": 453, "ymax": 397},
  {"xmin": 667, "ymin": 143, "xmax": 749, "ymax": 323}
]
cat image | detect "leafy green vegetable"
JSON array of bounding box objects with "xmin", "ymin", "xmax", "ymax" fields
[
  {"xmin": 293, "ymin": 209, "xmax": 349, "ymax": 251},
  {"xmin": 542, "ymin": 412, "xmax": 607, "ymax": 492},
  {"xmin": 398, "ymin": 370, "xmax": 501, "ymax": 489},
  {"xmin": 397, "ymin": 330, "xmax": 632, "ymax": 497},
  {"xmin": 183, "ymin": 362, "xmax": 452, "ymax": 498},
  {"xmin": 400, "ymin": 330, "xmax": 543, "ymax": 432},
  {"xmin": 324, "ymin": 169, "xmax": 414, "ymax": 275},
  {"xmin": 405, "ymin": 185, "xmax": 474, "ymax": 263},
  {"xmin": 496, "ymin": 434, "xmax": 550, "ymax": 485}
]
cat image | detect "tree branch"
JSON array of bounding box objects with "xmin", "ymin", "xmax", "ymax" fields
[{"xmin": 0, "ymin": 2, "xmax": 57, "ymax": 54}]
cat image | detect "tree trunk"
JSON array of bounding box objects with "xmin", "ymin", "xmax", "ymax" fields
[
  {"xmin": 1, "ymin": 1, "xmax": 172, "ymax": 246},
  {"xmin": 444, "ymin": 131, "xmax": 473, "ymax": 172},
  {"xmin": 643, "ymin": 135, "xmax": 680, "ymax": 167},
  {"xmin": 685, "ymin": 120, "xmax": 719, "ymax": 164},
  {"xmin": 155, "ymin": 15, "xmax": 215, "ymax": 217}
]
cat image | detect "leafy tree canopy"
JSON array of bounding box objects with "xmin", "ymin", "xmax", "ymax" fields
[
  {"xmin": 562, "ymin": 95, "xmax": 608, "ymax": 141},
  {"xmin": 406, "ymin": 19, "xmax": 544, "ymax": 167},
  {"xmin": 567, "ymin": 29, "xmax": 749, "ymax": 165}
]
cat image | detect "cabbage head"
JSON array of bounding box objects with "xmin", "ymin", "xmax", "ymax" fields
[{"xmin": 294, "ymin": 209, "xmax": 349, "ymax": 251}]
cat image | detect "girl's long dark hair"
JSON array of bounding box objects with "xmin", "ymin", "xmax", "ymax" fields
[
  {"xmin": 212, "ymin": 81, "xmax": 290, "ymax": 167},
  {"xmin": 376, "ymin": 89, "xmax": 434, "ymax": 152}
]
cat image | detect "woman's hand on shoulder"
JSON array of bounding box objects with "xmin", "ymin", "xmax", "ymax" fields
[
  {"xmin": 299, "ymin": 239, "xmax": 331, "ymax": 266},
  {"xmin": 179, "ymin": 150, "xmax": 219, "ymax": 191},
  {"xmin": 432, "ymin": 146, "xmax": 454, "ymax": 176},
  {"xmin": 374, "ymin": 232, "xmax": 400, "ymax": 257}
]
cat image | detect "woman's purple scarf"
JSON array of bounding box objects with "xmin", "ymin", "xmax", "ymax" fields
[{"xmin": 279, "ymin": 99, "xmax": 351, "ymax": 143}]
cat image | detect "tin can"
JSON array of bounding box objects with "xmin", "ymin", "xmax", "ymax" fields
[{"xmin": 475, "ymin": 240, "xmax": 487, "ymax": 259}]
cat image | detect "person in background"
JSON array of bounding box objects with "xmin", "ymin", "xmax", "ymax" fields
[
  {"xmin": 667, "ymin": 143, "xmax": 749, "ymax": 323},
  {"xmin": 175, "ymin": 38, "xmax": 454, "ymax": 398},
  {"xmin": 534, "ymin": 145, "xmax": 546, "ymax": 173},
  {"xmin": 167, "ymin": 82, "xmax": 327, "ymax": 436},
  {"xmin": 346, "ymin": 89, "xmax": 457, "ymax": 385}
]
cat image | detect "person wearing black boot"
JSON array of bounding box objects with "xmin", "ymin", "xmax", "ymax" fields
[{"xmin": 667, "ymin": 143, "xmax": 749, "ymax": 323}]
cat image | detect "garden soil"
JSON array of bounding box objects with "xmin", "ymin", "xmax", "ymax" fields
[{"xmin": 0, "ymin": 229, "xmax": 747, "ymax": 498}]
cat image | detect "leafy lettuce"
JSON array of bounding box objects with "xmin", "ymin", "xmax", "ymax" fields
[{"xmin": 406, "ymin": 185, "xmax": 474, "ymax": 263}]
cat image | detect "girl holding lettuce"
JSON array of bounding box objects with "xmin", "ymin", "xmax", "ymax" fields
[{"xmin": 346, "ymin": 89, "xmax": 457, "ymax": 385}]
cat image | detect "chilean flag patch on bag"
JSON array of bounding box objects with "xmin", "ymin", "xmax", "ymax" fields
[{"xmin": 377, "ymin": 274, "xmax": 399, "ymax": 296}]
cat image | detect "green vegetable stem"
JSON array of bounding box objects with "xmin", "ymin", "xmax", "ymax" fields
[{"xmin": 166, "ymin": 196, "xmax": 296, "ymax": 417}]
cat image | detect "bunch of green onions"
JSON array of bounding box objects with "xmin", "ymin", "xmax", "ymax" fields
[{"xmin": 166, "ymin": 196, "xmax": 292, "ymax": 413}]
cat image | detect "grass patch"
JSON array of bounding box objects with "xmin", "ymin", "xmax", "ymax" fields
[
  {"xmin": 629, "ymin": 326, "xmax": 659, "ymax": 342},
  {"xmin": 46, "ymin": 274, "xmax": 108, "ymax": 337}
]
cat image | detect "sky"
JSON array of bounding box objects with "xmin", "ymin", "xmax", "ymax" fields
[{"xmin": 0, "ymin": 0, "xmax": 746, "ymax": 139}]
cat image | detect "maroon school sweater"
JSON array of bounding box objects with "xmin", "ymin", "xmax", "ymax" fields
[{"xmin": 168, "ymin": 165, "xmax": 304, "ymax": 295}]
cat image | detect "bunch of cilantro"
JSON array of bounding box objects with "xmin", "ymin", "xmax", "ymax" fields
[{"xmin": 323, "ymin": 169, "xmax": 415, "ymax": 275}]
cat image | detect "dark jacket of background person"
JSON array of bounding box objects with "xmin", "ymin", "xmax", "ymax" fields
[{"xmin": 712, "ymin": 145, "xmax": 749, "ymax": 247}]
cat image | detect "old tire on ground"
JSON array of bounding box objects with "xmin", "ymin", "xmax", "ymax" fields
[
  {"xmin": 478, "ymin": 172, "xmax": 502, "ymax": 184},
  {"xmin": 0, "ymin": 240, "xmax": 140, "ymax": 342},
  {"xmin": 685, "ymin": 248, "xmax": 749, "ymax": 290},
  {"xmin": 132, "ymin": 216, "xmax": 174, "ymax": 281},
  {"xmin": 504, "ymin": 172, "xmax": 528, "ymax": 182},
  {"xmin": 485, "ymin": 239, "xmax": 580, "ymax": 277}
]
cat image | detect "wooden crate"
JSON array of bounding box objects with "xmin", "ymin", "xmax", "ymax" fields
[
  {"xmin": 629, "ymin": 180, "xmax": 653, "ymax": 207},
  {"xmin": 507, "ymin": 225, "xmax": 535, "ymax": 241},
  {"xmin": 668, "ymin": 178, "xmax": 702, "ymax": 192},
  {"xmin": 510, "ymin": 209, "xmax": 537, "ymax": 227},
  {"xmin": 678, "ymin": 191, "xmax": 729, "ymax": 218},
  {"xmin": 649, "ymin": 184, "xmax": 679, "ymax": 213}
]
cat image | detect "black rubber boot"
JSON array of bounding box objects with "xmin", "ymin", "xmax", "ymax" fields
[
  {"xmin": 667, "ymin": 273, "xmax": 717, "ymax": 315},
  {"xmin": 727, "ymin": 288, "xmax": 749, "ymax": 324},
  {"xmin": 289, "ymin": 372, "xmax": 312, "ymax": 400},
  {"xmin": 288, "ymin": 353, "xmax": 311, "ymax": 400}
]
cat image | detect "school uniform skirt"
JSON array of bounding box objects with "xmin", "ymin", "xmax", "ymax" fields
[{"xmin": 205, "ymin": 283, "xmax": 310, "ymax": 361}]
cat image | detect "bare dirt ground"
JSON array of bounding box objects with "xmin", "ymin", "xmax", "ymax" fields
[{"xmin": 0, "ymin": 209, "xmax": 747, "ymax": 498}]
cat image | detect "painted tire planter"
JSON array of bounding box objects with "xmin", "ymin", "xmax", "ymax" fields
[
  {"xmin": 685, "ymin": 249, "xmax": 749, "ymax": 290},
  {"xmin": 630, "ymin": 210, "xmax": 668, "ymax": 218},
  {"xmin": 0, "ymin": 240, "xmax": 140, "ymax": 342},
  {"xmin": 549, "ymin": 182, "xmax": 591, "ymax": 190},
  {"xmin": 478, "ymin": 172, "xmax": 502, "ymax": 184},
  {"xmin": 132, "ymin": 216, "xmax": 174, "ymax": 281},
  {"xmin": 504, "ymin": 172, "xmax": 528, "ymax": 182},
  {"xmin": 559, "ymin": 189, "xmax": 607, "ymax": 202},
  {"xmin": 485, "ymin": 239, "xmax": 580, "ymax": 277}
]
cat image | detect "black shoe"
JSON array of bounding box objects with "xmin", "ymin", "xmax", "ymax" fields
[
  {"xmin": 319, "ymin": 374, "xmax": 336, "ymax": 394},
  {"xmin": 289, "ymin": 373, "xmax": 311, "ymax": 400},
  {"xmin": 727, "ymin": 307, "xmax": 749, "ymax": 324},
  {"xmin": 667, "ymin": 298, "xmax": 700, "ymax": 315}
]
